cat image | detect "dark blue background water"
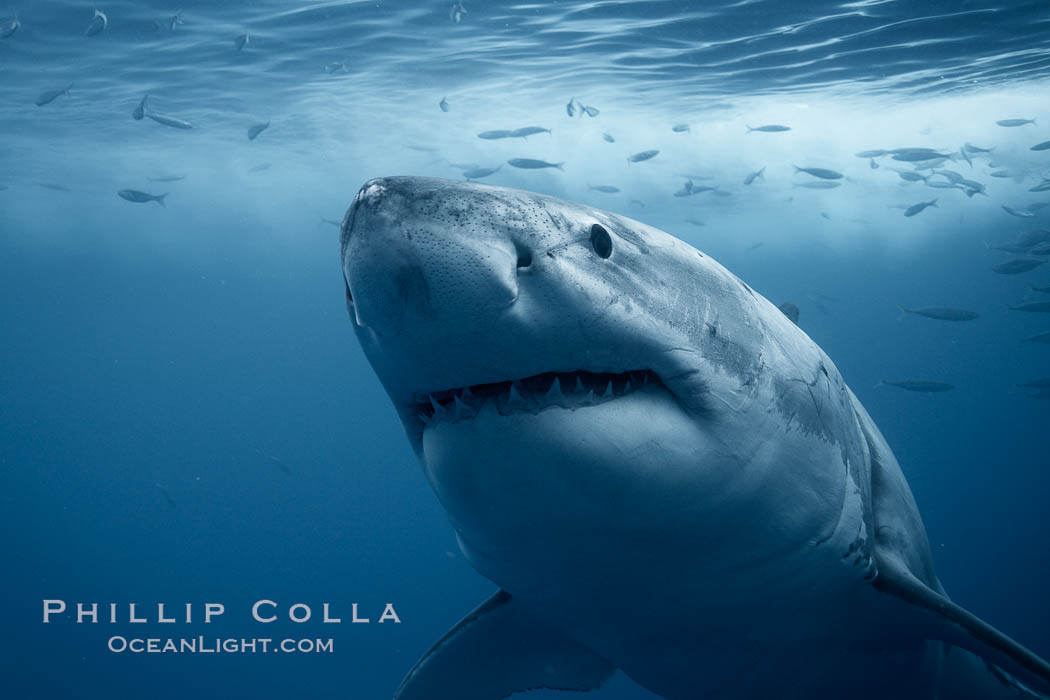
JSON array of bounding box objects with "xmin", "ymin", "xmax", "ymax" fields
[{"xmin": 2, "ymin": 1, "xmax": 1048, "ymax": 698}]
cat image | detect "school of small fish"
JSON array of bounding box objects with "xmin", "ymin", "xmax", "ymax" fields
[{"xmin": 3, "ymin": 5, "xmax": 1048, "ymax": 400}]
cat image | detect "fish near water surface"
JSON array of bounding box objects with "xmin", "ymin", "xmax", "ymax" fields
[
  {"xmin": 117, "ymin": 189, "xmax": 167, "ymax": 206},
  {"xmin": 898, "ymin": 306, "xmax": 978, "ymax": 321},
  {"xmin": 338, "ymin": 177, "xmax": 1050, "ymax": 700}
]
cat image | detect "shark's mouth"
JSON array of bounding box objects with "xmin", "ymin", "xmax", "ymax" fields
[{"xmin": 414, "ymin": 369, "xmax": 663, "ymax": 426}]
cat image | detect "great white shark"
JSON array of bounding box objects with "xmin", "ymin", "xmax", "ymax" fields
[{"xmin": 339, "ymin": 176, "xmax": 1050, "ymax": 700}]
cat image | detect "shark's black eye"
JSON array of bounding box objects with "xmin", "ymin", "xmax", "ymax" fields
[{"xmin": 590, "ymin": 224, "xmax": 612, "ymax": 259}]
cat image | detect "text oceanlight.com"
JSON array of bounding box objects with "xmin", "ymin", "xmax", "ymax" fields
[{"xmin": 107, "ymin": 636, "xmax": 334, "ymax": 654}]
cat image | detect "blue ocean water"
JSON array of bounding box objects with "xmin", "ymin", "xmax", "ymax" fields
[{"xmin": 2, "ymin": 1, "xmax": 1049, "ymax": 698}]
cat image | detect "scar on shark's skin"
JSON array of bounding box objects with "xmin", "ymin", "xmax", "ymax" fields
[{"xmin": 341, "ymin": 177, "xmax": 1050, "ymax": 700}]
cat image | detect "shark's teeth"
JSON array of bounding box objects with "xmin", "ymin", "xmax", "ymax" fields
[
  {"xmin": 429, "ymin": 395, "xmax": 444, "ymax": 417},
  {"xmin": 415, "ymin": 369, "xmax": 663, "ymax": 427},
  {"xmin": 453, "ymin": 395, "xmax": 476, "ymax": 421}
]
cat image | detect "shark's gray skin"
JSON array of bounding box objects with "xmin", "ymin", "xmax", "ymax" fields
[{"xmin": 339, "ymin": 177, "xmax": 1050, "ymax": 700}]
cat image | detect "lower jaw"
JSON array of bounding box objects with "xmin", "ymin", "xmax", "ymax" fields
[{"xmin": 418, "ymin": 386, "xmax": 713, "ymax": 572}]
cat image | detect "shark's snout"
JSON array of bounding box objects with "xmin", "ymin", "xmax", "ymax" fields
[{"xmin": 343, "ymin": 177, "xmax": 522, "ymax": 334}]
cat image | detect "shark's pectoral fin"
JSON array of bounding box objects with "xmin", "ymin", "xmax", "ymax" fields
[
  {"xmin": 395, "ymin": 590, "xmax": 615, "ymax": 700},
  {"xmin": 875, "ymin": 553, "xmax": 1050, "ymax": 697}
]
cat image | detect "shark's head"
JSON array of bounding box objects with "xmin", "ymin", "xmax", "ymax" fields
[{"xmin": 341, "ymin": 177, "xmax": 864, "ymax": 605}]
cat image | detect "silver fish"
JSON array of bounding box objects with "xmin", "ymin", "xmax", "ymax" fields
[
  {"xmin": 896, "ymin": 171, "xmax": 927, "ymax": 182},
  {"xmin": 162, "ymin": 11, "xmax": 184, "ymax": 32},
  {"xmin": 0, "ymin": 15, "xmax": 19, "ymax": 38},
  {"xmin": 904, "ymin": 199, "xmax": 937, "ymax": 217},
  {"xmin": 1030, "ymin": 140, "xmax": 1050, "ymax": 151},
  {"xmin": 880, "ymin": 379, "xmax": 954, "ymax": 392},
  {"xmin": 324, "ymin": 61, "xmax": 348, "ymax": 74},
  {"xmin": 869, "ymin": 158, "xmax": 879, "ymax": 170},
  {"xmin": 247, "ymin": 120, "xmax": 270, "ymax": 141},
  {"xmin": 963, "ymin": 142, "xmax": 993, "ymax": 153},
  {"xmin": 1022, "ymin": 331, "xmax": 1050, "ymax": 344},
  {"xmin": 602, "ymin": 132, "xmax": 614, "ymax": 143},
  {"xmin": 934, "ymin": 170, "xmax": 964, "ymax": 183},
  {"xmin": 627, "ymin": 150, "xmax": 659, "ymax": 164},
  {"xmin": 85, "ymin": 6, "xmax": 107, "ymax": 37},
  {"xmin": 507, "ymin": 158, "xmax": 563, "ymax": 170},
  {"xmin": 449, "ymin": 2, "xmax": 467, "ymax": 23},
  {"xmin": 996, "ymin": 118, "xmax": 1035, "ymax": 127},
  {"xmin": 958, "ymin": 146, "xmax": 973, "ymax": 167},
  {"xmin": 855, "ymin": 150, "xmax": 887, "ymax": 158},
  {"xmin": 118, "ymin": 189, "xmax": 167, "ymax": 207},
  {"xmin": 1017, "ymin": 377, "xmax": 1050, "ymax": 387},
  {"xmin": 463, "ymin": 166, "xmax": 501, "ymax": 180},
  {"xmin": 587, "ymin": 184, "xmax": 620, "ymax": 193},
  {"xmin": 478, "ymin": 130, "xmax": 514, "ymax": 140},
  {"xmin": 898, "ymin": 306, "xmax": 978, "ymax": 322},
  {"xmin": 1030, "ymin": 180, "xmax": 1050, "ymax": 193},
  {"xmin": 35, "ymin": 83, "xmax": 72, "ymax": 107},
  {"xmin": 147, "ymin": 174, "xmax": 185, "ymax": 182},
  {"xmin": 235, "ymin": 32, "xmax": 250, "ymax": 50},
  {"xmin": 565, "ymin": 97, "xmax": 576, "ymax": 118},
  {"xmin": 673, "ymin": 181, "xmax": 695, "ymax": 197},
  {"xmin": 747, "ymin": 124, "xmax": 790, "ymax": 132},
  {"xmin": 672, "ymin": 124, "xmax": 690, "ymax": 133},
  {"xmin": 1002, "ymin": 205, "xmax": 1035, "ymax": 219},
  {"xmin": 581, "ymin": 105, "xmax": 599, "ymax": 117},
  {"xmin": 743, "ymin": 167, "xmax": 765, "ymax": 185},
  {"xmin": 248, "ymin": 163, "xmax": 271, "ymax": 173},
  {"xmin": 132, "ymin": 94, "xmax": 148, "ymax": 120},
  {"xmin": 147, "ymin": 111, "xmax": 194, "ymax": 130},
  {"xmin": 510, "ymin": 127, "xmax": 551, "ymax": 138},
  {"xmin": 439, "ymin": 97, "xmax": 449, "ymax": 112},
  {"xmin": 793, "ymin": 165, "xmax": 842, "ymax": 180}
]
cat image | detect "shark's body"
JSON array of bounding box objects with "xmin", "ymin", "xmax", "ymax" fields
[{"xmin": 339, "ymin": 177, "xmax": 1050, "ymax": 700}]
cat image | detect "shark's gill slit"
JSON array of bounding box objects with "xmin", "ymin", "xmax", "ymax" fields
[{"xmin": 415, "ymin": 369, "xmax": 661, "ymax": 425}]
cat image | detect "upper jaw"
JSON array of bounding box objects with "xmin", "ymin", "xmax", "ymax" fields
[{"xmin": 412, "ymin": 368, "xmax": 664, "ymax": 428}]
